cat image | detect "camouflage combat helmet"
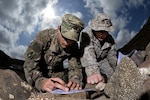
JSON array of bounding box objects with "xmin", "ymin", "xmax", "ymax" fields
[
  {"xmin": 90, "ymin": 13, "xmax": 114, "ymax": 32},
  {"xmin": 61, "ymin": 14, "xmax": 84, "ymax": 41}
]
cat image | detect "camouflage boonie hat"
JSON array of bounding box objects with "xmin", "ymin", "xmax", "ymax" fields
[
  {"xmin": 61, "ymin": 14, "xmax": 84, "ymax": 41},
  {"xmin": 90, "ymin": 13, "xmax": 114, "ymax": 32}
]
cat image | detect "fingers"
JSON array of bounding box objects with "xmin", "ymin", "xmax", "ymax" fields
[
  {"xmin": 44, "ymin": 85, "xmax": 54, "ymax": 92},
  {"xmin": 53, "ymin": 81, "xmax": 69, "ymax": 91},
  {"xmin": 41, "ymin": 78, "xmax": 69, "ymax": 92},
  {"xmin": 87, "ymin": 73, "xmax": 104, "ymax": 84},
  {"xmin": 66, "ymin": 81, "xmax": 72, "ymax": 88},
  {"xmin": 41, "ymin": 79, "xmax": 55, "ymax": 92},
  {"xmin": 41, "ymin": 78, "xmax": 82, "ymax": 92},
  {"xmin": 50, "ymin": 78, "xmax": 66, "ymax": 86},
  {"xmin": 87, "ymin": 77, "xmax": 96, "ymax": 84},
  {"xmin": 97, "ymin": 74, "xmax": 105, "ymax": 82},
  {"xmin": 74, "ymin": 83, "xmax": 82, "ymax": 90},
  {"xmin": 69, "ymin": 81, "xmax": 76, "ymax": 90},
  {"xmin": 67, "ymin": 81, "xmax": 82, "ymax": 90},
  {"xmin": 50, "ymin": 78, "xmax": 69, "ymax": 91}
]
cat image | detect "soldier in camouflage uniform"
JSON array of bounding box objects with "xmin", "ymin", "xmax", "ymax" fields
[
  {"xmin": 23, "ymin": 14, "xmax": 84, "ymax": 93},
  {"xmin": 80, "ymin": 13, "xmax": 117, "ymax": 85}
]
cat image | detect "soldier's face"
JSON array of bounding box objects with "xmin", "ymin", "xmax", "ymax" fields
[
  {"xmin": 58, "ymin": 31, "xmax": 74, "ymax": 48},
  {"xmin": 94, "ymin": 31, "xmax": 108, "ymax": 41}
]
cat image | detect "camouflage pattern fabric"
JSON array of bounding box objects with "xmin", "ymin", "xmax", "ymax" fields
[
  {"xmin": 61, "ymin": 14, "xmax": 84, "ymax": 42},
  {"xmin": 23, "ymin": 28, "xmax": 82, "ymax": 92},
  {"xmin": 80, "ymin": 26, "xmax": 117, "ymax": 80},
  {"xmin": 89, "ymin": 13, "xmax": 114, "ymax": 32}
]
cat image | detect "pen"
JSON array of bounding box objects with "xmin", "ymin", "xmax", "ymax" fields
[{"xmin": 66, "ymin": 86, "xmax": 70, "ymax": 91}]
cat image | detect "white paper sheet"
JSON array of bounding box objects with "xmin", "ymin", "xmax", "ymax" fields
[
  {"xmin": 51, "ymin": 88, "xmax": 96, "ymax": 94},
  {"xmin": 117, "ymin": 50, "xmax": 137, "ymax": 64}
]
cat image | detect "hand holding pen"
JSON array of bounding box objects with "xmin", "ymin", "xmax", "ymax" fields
[{"xmin": 41, "ymin": 77, "xmax": 69, "ymax": 92}]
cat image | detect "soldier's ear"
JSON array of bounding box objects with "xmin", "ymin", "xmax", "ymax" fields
[{"xmin": 58, "ymin": 25, "xmax": 61, "ymax": 32}]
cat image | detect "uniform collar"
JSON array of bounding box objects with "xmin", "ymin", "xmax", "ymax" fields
[
  {"xmin": 49, "ymin": 31, "xmax": 69, "ymax": 55},
  {"xmin": 101, "ymin": 42, "xmax": 112, "ymax": 50},
  {"xmin": 49, "ymin": 32, "xmax": 62, "ymax": 54}
]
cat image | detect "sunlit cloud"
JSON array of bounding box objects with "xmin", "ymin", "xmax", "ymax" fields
[
  {"xmin": 42, "ymin": 4, "xmax": 56, "ymax": 20},
  {"xmin": 40, "ymin": 1, "xmax": 61, "ymax": 30}
]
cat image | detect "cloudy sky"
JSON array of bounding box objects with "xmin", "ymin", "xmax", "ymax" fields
[{"xmin": 0, "ymin": 0, "xmax": 150, "ymax": 60}]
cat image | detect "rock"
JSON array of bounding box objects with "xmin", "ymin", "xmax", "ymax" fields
[
  {"xmin": 145, "ymin": 42, "xmax": 150, "ymax": 59},
  {"xmin": 139, "ymin": 58, "xmax": 150, "ymax": 77},
  {"xmin": 130, "ymin": 51, "xmax": 145, "ymax": 66},
  {"xmin": 95, "ymin": 82, "xmax": 106, "ymax": 91},
  {"xmin": 104, "ymin": 57, "xmax": 145, "ymax": 100},
  {"xmin": 94, "ymin": 95, "xmax": 113, "ymax": 100},
  {"xmin": 0, "ymin": 69, "xmax": 32, "ymax": 100},
  {"xmin": 139, "ymin": 77, "xmax": 150, "ymax": 100}
]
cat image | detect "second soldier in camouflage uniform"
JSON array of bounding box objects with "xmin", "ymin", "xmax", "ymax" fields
[
  {"xmin": 80, "ymin": 13, "xmax": 117, "ymax": 85},
  {"xmin": 23, "ymin": 14, "xmax": 84, "ymax": 92}
]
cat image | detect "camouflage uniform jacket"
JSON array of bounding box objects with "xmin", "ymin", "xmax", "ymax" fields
[
  {"xmin": 23, "ymin": 28, "xmax": 82, "ymax": 91},
  {"xmin": 80, "ymin": 27, "xmax": 117, "ymax": 79}
]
